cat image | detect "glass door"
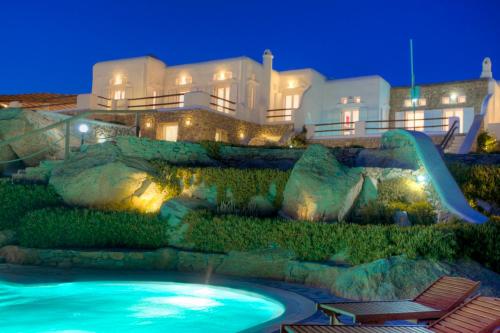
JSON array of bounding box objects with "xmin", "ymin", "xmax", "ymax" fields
[
  {"xmin": 443, "ymin": 109, "xmax": 464, "ymax": 133},
  {"xmin": 162, "ymin": 123, "xmax": 178, "ymax": 142},
  {"xmin": 405, "ymin": 111, "xmax": 424, "ymax": 131},
  {"xmin": 342, "ymin": 109, "xmax": 359, "ymax": 135},
  {"xmin": 215, "ymin": 86, "xmax": 231, "ymax": 113},
  {"xmin": 284, "ymin": 94, "xmax": 300, "ymax": 121}
]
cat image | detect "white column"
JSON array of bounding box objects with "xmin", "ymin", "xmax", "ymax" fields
[{"xmin": 355, "ymin": 120, "xmax": 366, "ymax": 137}]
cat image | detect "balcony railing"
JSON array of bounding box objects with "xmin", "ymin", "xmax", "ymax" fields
[
  {"xmin": 266, "ymin": 108, "xmax": 296, "ymax": 122},
  {"xmin": 314, "ymin": 117, "xmax": 452, "ymax": 137},
  {"xmin": 128, "ymin": 93, "xmax": 185, "ymax": 109},
  {"xmin": 209, "ymin": 95, "xmax": 236, "ymax": 113}
]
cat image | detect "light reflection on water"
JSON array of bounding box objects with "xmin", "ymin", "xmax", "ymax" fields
[{"xmin": 0, "ymin": 281, "xmax": 285, "ymax": 333}]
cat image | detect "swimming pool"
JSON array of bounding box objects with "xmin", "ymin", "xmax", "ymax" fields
[{"xmin": 0, "ymin": 280, "xmax": 286, "ymax": 333}]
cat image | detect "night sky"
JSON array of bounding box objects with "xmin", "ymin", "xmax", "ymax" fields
[{"xmin": 1, "ymin": 0, "xmax": 499, "ymax": 94}]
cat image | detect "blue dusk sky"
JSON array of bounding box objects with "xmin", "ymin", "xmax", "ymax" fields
[{"xmin": 1, "ymin": 0, "xmax": 499, "ymax": 94}]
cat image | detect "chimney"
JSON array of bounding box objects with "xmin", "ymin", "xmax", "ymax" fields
[
  {"xmin": 480, "ymin": 57, "xmax": 493, "ymax": 79},
  {"xmin": 262, "ymin": 49, "xmax": 274, "ymax": 111}
]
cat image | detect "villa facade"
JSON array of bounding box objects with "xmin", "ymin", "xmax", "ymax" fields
[{"xmin": 3, "ymin": 51, "xmax": 500, "ymax": 149}]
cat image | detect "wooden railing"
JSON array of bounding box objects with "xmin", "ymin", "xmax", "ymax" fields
[
  {"xmin": 209, "ymin": 95, "xmax": 236, "ymax": 113},
  {"xmin": 314, "ymin": 117, "xmax": 451, "ymax": 136},
  {"xmin": 266, "ymin": 108, "xmax": 296, "ymax": 121}
]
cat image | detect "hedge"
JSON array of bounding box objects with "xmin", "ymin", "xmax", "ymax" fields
[
  {"xmin": 0, "ymin": 179, "xmax": 62, "ymax": 229},
  {"xmin": 19, "ymin": 208, "xmax": 168, "ymax": 249},
  {"xmin": 183, "ymin": 210, "xmax": 458, "ymax": 264},
  {"xmin": 183, "ymin": 211, "xmax": 500, "ymax": 271},
  {"xmin": 448, "ymin": 163, "xmax": 500, "ymax": 206},
  {"xmin": 151, "ymin": 162, "xmax": 291, "ymax": 208}
]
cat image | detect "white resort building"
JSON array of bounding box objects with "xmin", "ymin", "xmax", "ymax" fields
[{"xmin": 2, "ymin": 51, "xmax": 500, "ymax": 151}]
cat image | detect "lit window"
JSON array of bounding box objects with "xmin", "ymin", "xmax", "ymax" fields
[
  {"xmin": 213, "ymin": 71, "xmax": 232, "ymax": 81},
  {"xmin": 114, "ymin": 75, "xmax": 123, "ymax": 85},
  {"xmin": 354, "ymin": 96, "xmax": 361, "ymax": 103},
  {"xmin": 114, "ymin": 90, "xmax": 125, "ymax": 100},
  {"xmin": 404, "ymin": 99, "xmax": 412, "ymax": 107},
  {"xmin": 458, "ymin": 95, "xmax": 466, "ymax": 103},
  {"xmin": 405, "ymin": 111, "xmax": 425, "ymax": 131},
  {"xmin": 418, "ymin": 98, "xmax": 427, "ymax": 106},
  {"xmin": 176, "ymin": 75, "xmax": 192, "ymax": 85},
  {"xmin": 340, "ymin": 97, "xmax": 348, "ymax": 104},
  {"xmin": 442, "ymin": 96, "xmax": 450, "ymax": 104}
]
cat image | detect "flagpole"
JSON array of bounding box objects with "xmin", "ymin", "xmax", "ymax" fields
[{"xmin": 410, "ymin": 39, "xmax": 416, "ymax": 131}]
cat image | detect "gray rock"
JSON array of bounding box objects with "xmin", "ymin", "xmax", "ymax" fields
[
  {"xmin": 281, "ymin": 144, "xmax": 363, "ymax": 221},
  {"xmin": 160, "ymin": 197, "xmax": 213, "ymax": 248},
  {"xmin": 394, "ymin": 210, "xmax": 411, "ymax": 227}
]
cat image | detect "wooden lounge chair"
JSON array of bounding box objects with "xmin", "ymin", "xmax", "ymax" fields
[
  {"xmin": 281, "ymin": 296, "xmax": 500, "ymax": 333},
  {"xmin": 318, "ymin": 276, "xmax": 480, "ymax": 324}
]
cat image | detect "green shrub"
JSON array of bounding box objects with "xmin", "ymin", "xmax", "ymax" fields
[
  {"xmin": 19, "ymin": 208, "xmax": 168, "ymax": 249},
  {"xmin": 151, "ymin": 162, "xmax": 291, "ymax": 208},
  {"xmin": 183, "ymin": 210, "xmax": 458, "ymax": 264},
  {"xmin": 184, "ymin": 211, "xmax": 500, "ymax": 272},
  {"xmin": 441, "ymin": 216, "xmax": 500, "ymax": 273},
  {"xmin": 0, "ymin": 180, "xmax": 62, "ymax": 229},
  {"xmin": 448, "ymin": 163, "xmax": 500, "ymax": 206},
  {"xmin": 350, "ymin": 177, "xmax": 435, "ymax": 225},
  {"xmin": 477, "ymin": 131, "xmax": 497, "ymax": 153}
]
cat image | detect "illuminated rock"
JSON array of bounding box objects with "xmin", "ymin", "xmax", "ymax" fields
[
  {"xmin": 49, "ymin": 147, "xmax": 166, "ymax": 213},
  {"xmin": 281, "ymin": 144, "xmax": 363, "ymax": 221}
]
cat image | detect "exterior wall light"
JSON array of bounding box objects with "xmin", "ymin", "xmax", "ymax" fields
[
  {"xmin": 78, "ymin": 124, "xmax": 89, "ymax": 146},
  {"xmin": 145, "ymin": 119, "xmax": 153, "ymax": 128},
  {"xmin": 287, "ymin": 80, "xmax": 298, "ymax": 89},
  {"xmin": 185, "ymin": 118, "xmax": 192, "ymax": 126},
  {"xmin": 239, "ymin": 132, "xmax": 245, "ymax": 139},
  {"xmin": 79, "ymin": 124, "xmax": 89, "ymax": 133}
]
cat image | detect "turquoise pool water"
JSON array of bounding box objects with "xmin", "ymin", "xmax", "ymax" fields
[{"xmin": 0, "ymin": 280, "xmax": 285, "ymax": 333}]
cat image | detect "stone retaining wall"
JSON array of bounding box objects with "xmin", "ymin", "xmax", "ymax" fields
[{"xmin": 0, "ymin": 245, "xmax": 454, "ymax": 301}]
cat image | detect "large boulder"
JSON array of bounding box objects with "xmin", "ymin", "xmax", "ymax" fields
[
  {"xmin": 0, "ymin": 109, "xmax": 78, "ymax": 166},
  {"xmin": 49, "ymin": 142, "xmax": 166, "ymax": 212},
  {"xmin": 281, "ymin": 144, "xmax": 363, "ymax": 221}
]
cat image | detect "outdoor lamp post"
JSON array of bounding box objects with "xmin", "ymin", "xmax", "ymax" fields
[{"xmin": 78, "ymin": 123, "xmax": 89, "ymax": 146}]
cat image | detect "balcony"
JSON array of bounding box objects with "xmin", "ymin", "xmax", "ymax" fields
[
  {"xmin": 79, "ymin": 91, "xmax": 236, "ymax": 115},
  {"xmin": 266, "ymin": 108, "xmax": 296, "ymax": 122}
]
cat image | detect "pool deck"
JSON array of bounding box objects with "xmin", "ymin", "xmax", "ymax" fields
[{"xmin": 0, "ymin": 263, "xmax": 341, "ymax": 333}]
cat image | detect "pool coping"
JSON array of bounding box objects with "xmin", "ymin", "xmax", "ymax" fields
[{"xmin": 0, "ymin": 263, "xmax": 319, "ymax": 333}]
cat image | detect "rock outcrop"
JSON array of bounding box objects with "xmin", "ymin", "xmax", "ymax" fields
[
  {"xmin": 49, "ymin": 142, "xmax": 167, "ymax": 212},
  {"xmin": 0, "ymin": 109, "xmax": 77, "ymax": 167},
  {"xmin": 281, "ymin": 144, "xmax": 363, "ymax": 221}
]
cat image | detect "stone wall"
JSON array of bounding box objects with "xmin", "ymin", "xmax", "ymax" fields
[
  {"xmin": 140, "ymin": 109, "xmax": 292, "ymax": 145},
  {"xmin": 390, "ymin": 79, "xmax": 490, "ymax": 121},
  {"xmin": 62, "ymin": 109, "xmax": 293, "ymax": 146},
  {"xmin": 1, "ymin": 245, "xmax": 498, "ymax": 301}
]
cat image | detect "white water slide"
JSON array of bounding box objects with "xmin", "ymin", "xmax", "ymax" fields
[{"xmin": 383, "ymin": 129, "xmax": 488, "ymax": 224}]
